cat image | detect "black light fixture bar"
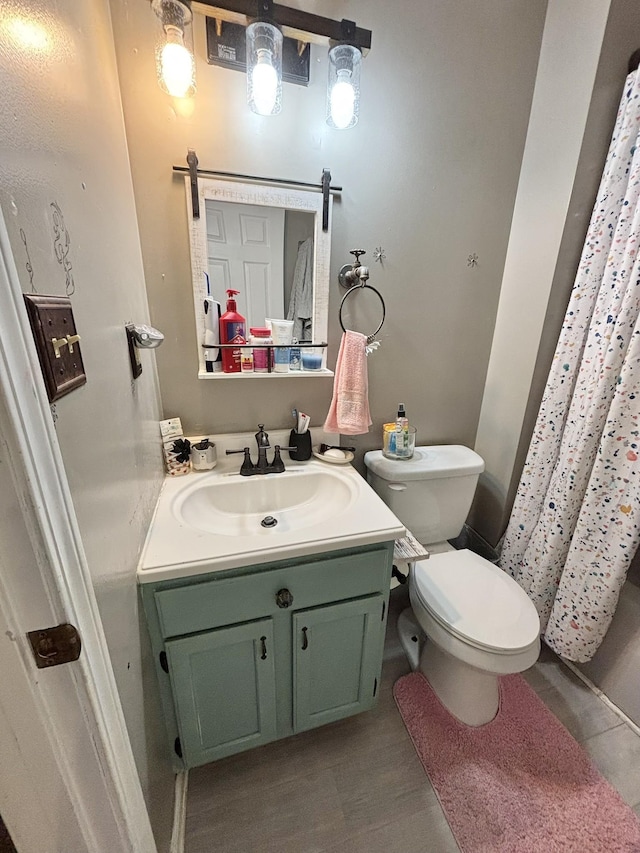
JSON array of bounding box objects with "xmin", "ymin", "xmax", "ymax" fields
[{"xmin": 192, "ymin": 0, "xmax": 371, "ymax": 51}]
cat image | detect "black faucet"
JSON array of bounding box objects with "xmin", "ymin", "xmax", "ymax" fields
[
  {"xmin": 255, "ymin": 424, "xmax": 271, "ymax": 472},
  {"xmin": 226, "ymin": 424, "xmax": 296, "ymax": 476}
]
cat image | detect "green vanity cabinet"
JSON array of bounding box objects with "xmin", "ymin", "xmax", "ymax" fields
[
  {"xmin": 292, "ymin": 595, "xmax": 385, "ymax": 733},
  {"xmin": 165, "ymin": 619, "xmax": 278, "ymax": 766},
  {"xmin": 140, "ymin": 541, "xmax": 394, "ymax": 770}
]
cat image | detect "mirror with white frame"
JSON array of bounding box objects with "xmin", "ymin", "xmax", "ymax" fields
[{"xmin": 186, "ymin": 177, "xmax": 332, "ymax": 378}]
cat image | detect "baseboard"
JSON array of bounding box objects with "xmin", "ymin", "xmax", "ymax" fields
[
  {"xmin": 561, "ymin": 659, "xmax": 640, "ymax": 737},
  {"xmin": 170, "ymin": 771, "xmax": 188, "ymax": 853}
]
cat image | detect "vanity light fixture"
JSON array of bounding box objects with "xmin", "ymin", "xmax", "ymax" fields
[
  {"xmin": 151, "ymin": 0, "xmax": 371, "ymax": 127},
  {"xmin": 151, "ymin": 0, "xmax": 196, "ymax": 98},
  {"xmin": 246, "ymin": 0, "xmax": 282, "ymax": 115}
]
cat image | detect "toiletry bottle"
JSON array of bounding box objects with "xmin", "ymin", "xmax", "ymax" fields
[
  {"xmin": 202, "ymin": 273, "xmax": 221, "ymax": 372},
  {"xmin": 220, "ymin": 289, "xmax": 246, "ymax": 373},
  {"xmin": 203, "ymin": 275, "xmax": 220, "ymax": 341},
  {"xmin": 289, "ymin": 337, "xmax": 301, "ymax": 370},
  {"xmin": 250, "ymin": 327, "xmax": 272, "ymax": 373},
  {"xmin": 395, "ymin": 403, "xmax": 409, "ymax": 457},
  {"xmin": 240, "ymin": 347, "xmax": 254, "ymax": 372}
]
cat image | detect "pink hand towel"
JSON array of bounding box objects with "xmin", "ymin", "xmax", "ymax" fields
[{"xmin": 323, "ymin": 330, "xmax": 372, "ymax": 435}]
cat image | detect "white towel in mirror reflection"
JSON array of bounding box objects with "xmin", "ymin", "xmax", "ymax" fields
[{"xmin": 287, "ymin": 237, "xmax": 313, "ymax": 341}]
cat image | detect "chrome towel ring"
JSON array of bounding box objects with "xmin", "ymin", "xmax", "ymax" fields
[{"xmin": 338, "ymin": 282, "xmax": 386, "ymax": 344}]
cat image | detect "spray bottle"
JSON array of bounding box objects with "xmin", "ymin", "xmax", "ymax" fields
[
  {"xmin": 219, "ymin": 289, "xmax": 246, "ymax": 373},
  {"xmin": 395, "ymin": 403, "xmax": 410, "ymax": 457},
  {"xmin": 203, "ymin": 273, "xmax": 221, "ymax": 372}
]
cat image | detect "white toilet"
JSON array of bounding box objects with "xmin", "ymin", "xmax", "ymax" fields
[{"xmin": 364, "ymin": 445, "xmax": 540, "ymax": 726}]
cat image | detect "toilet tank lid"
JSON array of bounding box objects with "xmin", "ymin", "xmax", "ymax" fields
[{"xmin": 364, "ymin": 445, "xmax": 484, "ymax": 481}]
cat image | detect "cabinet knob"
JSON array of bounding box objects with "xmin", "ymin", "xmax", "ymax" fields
[
  {"xmin": 301, "ymin": 626, "xmax": 308, "ymax": 650},
  {"xmin": 275, "ymin": 588, "xmax": 293, "ymax": 608},
  {"xmin": 260, "ymin": 636, "xmax": 267, "ymax": 660}
]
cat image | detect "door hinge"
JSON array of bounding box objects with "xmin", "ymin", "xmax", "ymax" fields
[
  {"xmin": 381, "ymin": 601, "xmax": 386, "ymax": 621},
  {"xmin": 175, "ymin": 737, "xmax": 183, "ymax": 759},
  {"xmin": 373, "ymin": 677, "xmax": 378, "ymax": 697},
  {"xmin": 27, "ymin": 623, "xmax": 81, "ymax": 669},
  {"xmin": 159, "ymin": 651, "xmax": 169, "ymax": 673}
]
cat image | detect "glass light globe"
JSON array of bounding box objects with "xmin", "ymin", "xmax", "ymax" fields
[
  {"xmin": 159, "ymin": 28, "xmax": 194, "ymax": 98},
  {"xmin": 327, "ymin": 44, "xmax": 361, "ymax": 129},
  {"xmin": 152, "ymin": 0, "xmax": 196, "ymax": 99},
  {"xmin": 246, "ymin": 21, "xmax": 282, "ymax": 116}
]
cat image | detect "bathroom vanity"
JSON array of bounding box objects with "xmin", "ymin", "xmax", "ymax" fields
[
  {"xmin": 138, "ymin": 430, "xmax": 404, "ymax": 770},
  {"xmin": 141, "ymin": 542, "xmax": 393, "ymax": 769}
]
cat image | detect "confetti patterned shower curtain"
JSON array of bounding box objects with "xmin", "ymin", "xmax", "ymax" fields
[{"xmin": 500, "ymin": 69, "xmax": 640, "ymax": 664}]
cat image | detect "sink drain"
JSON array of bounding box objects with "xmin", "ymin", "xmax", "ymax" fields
[{"xmin": 261, "ymin": 515, "xmax": 278, "ymax": 528}]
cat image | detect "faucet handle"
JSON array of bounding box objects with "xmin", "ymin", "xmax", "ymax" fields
[
  {"xmin": 226, "ymin": 447, "xmax": 255, "ymax": 476},
  {"xmin": 271, "ymin": 446, "xmax": 285, "ymax": 474}
]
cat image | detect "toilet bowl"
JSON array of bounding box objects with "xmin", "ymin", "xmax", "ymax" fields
[{"xmin": 364, "ymin": 446, "xmax": 541, "ymax": 726}]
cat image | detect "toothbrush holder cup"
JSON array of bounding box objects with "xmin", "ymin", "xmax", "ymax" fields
[{"xmin": 288, "ymin": 429, "xmax": 312, "ymax": 461}]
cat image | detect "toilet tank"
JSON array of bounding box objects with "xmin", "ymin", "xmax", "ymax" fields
[{"xmin": 364, "ymin": 445, "xmax": 485, "ymax": 545}]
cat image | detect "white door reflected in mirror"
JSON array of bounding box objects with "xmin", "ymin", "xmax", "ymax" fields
[{"xmin": 206, "ymin": 199, "xmax": 290, "ymax": 330}]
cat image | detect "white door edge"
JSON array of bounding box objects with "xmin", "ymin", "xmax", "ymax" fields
[{"xmin": 0, "ymin": 210, "xmax": 157, "ymax": 851}]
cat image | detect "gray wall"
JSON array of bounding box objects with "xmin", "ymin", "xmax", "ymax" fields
[
  {"xmin": 110, "ymin": 0, "xmax": 547, "ymax": 464},
  {"xmin": 470, "ymin": 0, "xmax": 612, "ymax": 547},
  {"xmin": 0, "ymin": 1, "xmax": 174, "ymax": 848}
]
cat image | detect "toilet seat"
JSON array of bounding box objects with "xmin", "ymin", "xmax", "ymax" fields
[{"xmin": 411, "ymin": 549, "xmax": 540, "ymax": 654}]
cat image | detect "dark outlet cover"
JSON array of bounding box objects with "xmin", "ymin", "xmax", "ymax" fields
[{"xmin": 23, "ymin": 293, "xmax": 86, "ymax": 403}]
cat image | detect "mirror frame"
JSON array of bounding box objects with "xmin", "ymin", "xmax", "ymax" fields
[{"xmin": 185, "ymin": 177, "xmax": 332, "ymax": 378}]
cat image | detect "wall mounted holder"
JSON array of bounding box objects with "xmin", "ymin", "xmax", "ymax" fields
[
  {"xmin": 338, "ymin": 249, "xmax": 367, "ymax": 288},
  {"xmin": 336, "ymin": 250, "xmax": 386, "ymax": 345},
  {"xmin": 126, "ymin": 323, "xmax": 164, "ymax": 379}
]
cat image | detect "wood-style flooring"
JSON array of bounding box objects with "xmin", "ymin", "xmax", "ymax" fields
[{"xmin": 185, "ymin": 585, "xmax": 640, "ymax": 852}]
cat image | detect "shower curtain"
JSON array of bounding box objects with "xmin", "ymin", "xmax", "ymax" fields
[{"xmin": 500, "ymin": 68, "xmax": 640, "ymax": 664}]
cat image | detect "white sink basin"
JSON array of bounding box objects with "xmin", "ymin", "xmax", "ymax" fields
[
  {"xmin": 173, "ymin": 468, "xmax": 356, "ymax": 536},
  {"xmin": 139, "ymin": 431, "xmax": 405, "ymax": 582}
]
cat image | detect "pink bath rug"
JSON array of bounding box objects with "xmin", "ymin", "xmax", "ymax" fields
[{"xmin": 394, "ymin": 672, "xmax": 640, "ymax": 853}]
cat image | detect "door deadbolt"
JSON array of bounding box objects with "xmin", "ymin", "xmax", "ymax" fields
[{"xmin": 27, "ymin": 623, "xmax": 82, "ymax": 668}]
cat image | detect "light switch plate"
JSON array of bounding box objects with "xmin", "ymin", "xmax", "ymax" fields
[{"xmin": 23, "ymin": 293, "xmax": 86, "ymax": 403}]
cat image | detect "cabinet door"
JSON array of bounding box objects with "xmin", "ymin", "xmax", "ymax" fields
[
  {"xmin": 293, "ymin": 595, "xmax": 384, "ymax": 733},
  {"xmin": 166, "ymin": 619, "xmax": 277, "ymax": 767}
]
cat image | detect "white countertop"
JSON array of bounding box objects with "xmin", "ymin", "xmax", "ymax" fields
[{"xmin": 138, "ymin": 429, "xmax": 405, "ymax": 583}]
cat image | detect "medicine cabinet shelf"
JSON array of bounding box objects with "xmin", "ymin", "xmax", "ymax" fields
[{"xmin": 198, "ymin": 369, "xmax": 334, "ymax": 380}]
